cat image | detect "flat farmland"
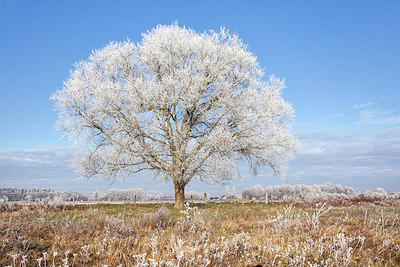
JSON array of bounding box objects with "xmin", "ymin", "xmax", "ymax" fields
[{"xmin": 1, "ymin": 202, "xmax": 399, "ymax": 266}]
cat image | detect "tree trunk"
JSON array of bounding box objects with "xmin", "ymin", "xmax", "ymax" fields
[{"xmin": 174, "ymin": 181, "xmax": 185, "ymax": 209}]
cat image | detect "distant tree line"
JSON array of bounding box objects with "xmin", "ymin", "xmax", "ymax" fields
[
  {"xmin": 90, "ymin": 188, "xmax": 144, "ymax": 202},
  {"xmin": 0, "ymin": 188, "xmax": 87, "ymax": 202},
  {"xmin": 146, "ymin": 190, "xmax": 204, "ymax": 201},
  {"xmin": 146, "ymin": 188, "xmax": 239, "ymax": 201},
  {"xmin": 1, "ymin": 184, "xmax": 360, "ymax": 203},
  {"xmin": 242, "ymin": 183, "xmax": 356, "ymax": 200}
]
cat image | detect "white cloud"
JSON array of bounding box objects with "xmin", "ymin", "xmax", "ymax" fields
[
  {"xmin": 288, "ymin": 128, "xmax": 400, "ymax": 192},
  {"xmin": 356, "ymin": 108, "xmax": 400, "ymax": 125},
  {"xmin": 0, "ymin": 147, "xmax": 173, "ymax": 195},
  {"xmin": 1, "ymin": 127, "xmax": 400, "ymax": 194},
  {"xmin": 353, "ymin": 102, "xmax": 374, "ymax": 109},
  {"xmin": 351, "ymin": 102, "xmax": 400, "ymax": 126}
]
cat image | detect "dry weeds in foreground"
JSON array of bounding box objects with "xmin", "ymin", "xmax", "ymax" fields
[{"xmin": 0, "ymin": 200, "xmax": 399, "ymax": 266}]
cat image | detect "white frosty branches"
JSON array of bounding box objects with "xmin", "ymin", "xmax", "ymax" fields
[{"xmin": 52, "ymin": 24, "xmax": 296, "ymax": 189}]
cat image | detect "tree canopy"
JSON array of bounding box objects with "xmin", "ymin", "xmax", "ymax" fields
[{"xmin": 51, "ymin": 24, "xmax": 297, "ymax": 208}]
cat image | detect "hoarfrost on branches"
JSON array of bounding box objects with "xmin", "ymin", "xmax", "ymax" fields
[
  {"xmin": 51, "ymin": 24, "xmax": 296, "ymax": 208},
  {"xmin": 243, "ymin": 183, "xmax": 356, "ymax": 200}
]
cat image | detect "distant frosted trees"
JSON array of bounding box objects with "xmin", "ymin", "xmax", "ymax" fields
[
  {"xmin": 242, "ymin": 185, "xmax": 265, "ymax": 199},
  {"xmin": 242, "ymin": 184, "xmax": 356, "ymax": 200},
  {"xmin": 146, "ymin": 191, "xmax": 170, "ymax": 201},
  {"xmin": 376, "ymin": 187, "xmax": 387, "ymax": 195},
  {"xmin": 225, "ymin": 186, "xmax": 237, "ymax": 199},
  {"xmin": 0, "ymin": 188, "xmax": 87, "ymax": 202},
  {"xmin": 90, "ymin": 188, "xmax": 144, "ymax": 201},
  {"xmin": 185, "ymin": 190, "xmax": 203, "ymax": 200},
  {"xmin": 146, "ymin": 190, "xmax": 204, "ymax": 201}
]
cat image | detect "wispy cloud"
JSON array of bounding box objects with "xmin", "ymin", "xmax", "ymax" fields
[
  {"xmin": 353, "ymin": 102, "xmax": 374, "ymax": 109},
  {"xmin": 0, "ymin": 148, "xmax": 75, "ymax": 188},
  {"xmin": 351, "ymin": 102, "xmax": 400, "ymax": 126},
  {"xmin": 0, "ymin": 147, "xmax": 73, "ymax": 168},
  {"xmin": 0, "ymin": 147, "xmax": 172, "ymax": 195},
  {"xmin": 1, "ymin": 126, "xmax": 400, "ymax": 194},
  {"xmin": 356, "ymin": 108, "xmax": 400, "ymax": 125},
  {"xmin": 289, "ymin": 128, "xmax": 400, "ymax": 192}
]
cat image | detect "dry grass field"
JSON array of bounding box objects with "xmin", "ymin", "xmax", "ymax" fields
[{"xmin": 1, "ymin": 200, "xmax": 399, "ymax": 266}]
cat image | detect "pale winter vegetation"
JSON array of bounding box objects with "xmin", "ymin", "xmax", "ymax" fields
[
  {"xmin": 225, "ymin": 186, "xmax": 237, "ymax": 199},
  {"xmin": 1, "ymin": 201, "xmax": 399, "ymax": 266},
  {"xmin": 242, "ymin": 183, "xmax": 355, "ymax": 200},
  {"xmin": 146, "ymin": 190, "xmax": 173, "ymax": 201},
  {"xmin": 147, "ymin": 190, "xmax": 204, "ymax": 201},
  {"xmin": 286, "ymin": 190, "xmax": 400, "ymax": 207},
  {"xmin": 0, "ymin": 188, "xmax": 87, "ymax": 202},
  {"xmin": 90, "ymin": 188, "xmax": 144, "ymax": 202},
  {"xmin": 51, "ymin": 24, "xmax": 296, "ymax": 208},
  {"xmin": 184, "ymin": 190, "xmax": 203, "ymax": 200}
]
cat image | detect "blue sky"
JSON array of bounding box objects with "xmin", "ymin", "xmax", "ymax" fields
[{"xmin": 0, "ymin": 0, "xmax": 399, "ymax": 195}]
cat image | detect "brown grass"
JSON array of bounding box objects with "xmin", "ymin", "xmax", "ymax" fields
[{"xmin": 0, "ymin": 201, "xmax": 399, "ymax": 266}]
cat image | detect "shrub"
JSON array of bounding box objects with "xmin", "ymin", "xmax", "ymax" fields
[{"xmin": 139, "ymin": 206, "xmax": 171, "ymax": 229}]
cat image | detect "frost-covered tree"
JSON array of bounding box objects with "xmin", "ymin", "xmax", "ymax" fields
[
  {"xmin": 242, "ymin": 184, "xmax": 266, "ymax": 199},
  {"xmin": 100, "ymin": 188, "xmax": 144, "ymax": 201},
  {"xmin": 224, "ymin": 186, "xmax": 237, "ymax": 199},
  {"xmin": 51, "ymin": 24, "xmax": 296, "ymax": 208},
  {"xmin": 255, "ymin": 183, "xmax": 356, "ymax": 201},
  {"xmin": 92, "ymin": 189, "xmax": 100, "ymax": 202},
  {"xmin": 226, "ymin": 187, "xmax": 231, "ymax": 197},
  {"xmin": 376, "ymin": 187, "xmax": 387, "ymax": 195}
]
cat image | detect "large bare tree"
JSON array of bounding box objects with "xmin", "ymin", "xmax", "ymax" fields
[{"xmin": 51, "ymin": 24, "xmax": 296, "ymax": 208}]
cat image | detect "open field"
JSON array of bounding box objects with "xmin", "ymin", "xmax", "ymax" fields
[{"xmin": 1, "ymin": 201, "xmax": 399, "ymax": 266}]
